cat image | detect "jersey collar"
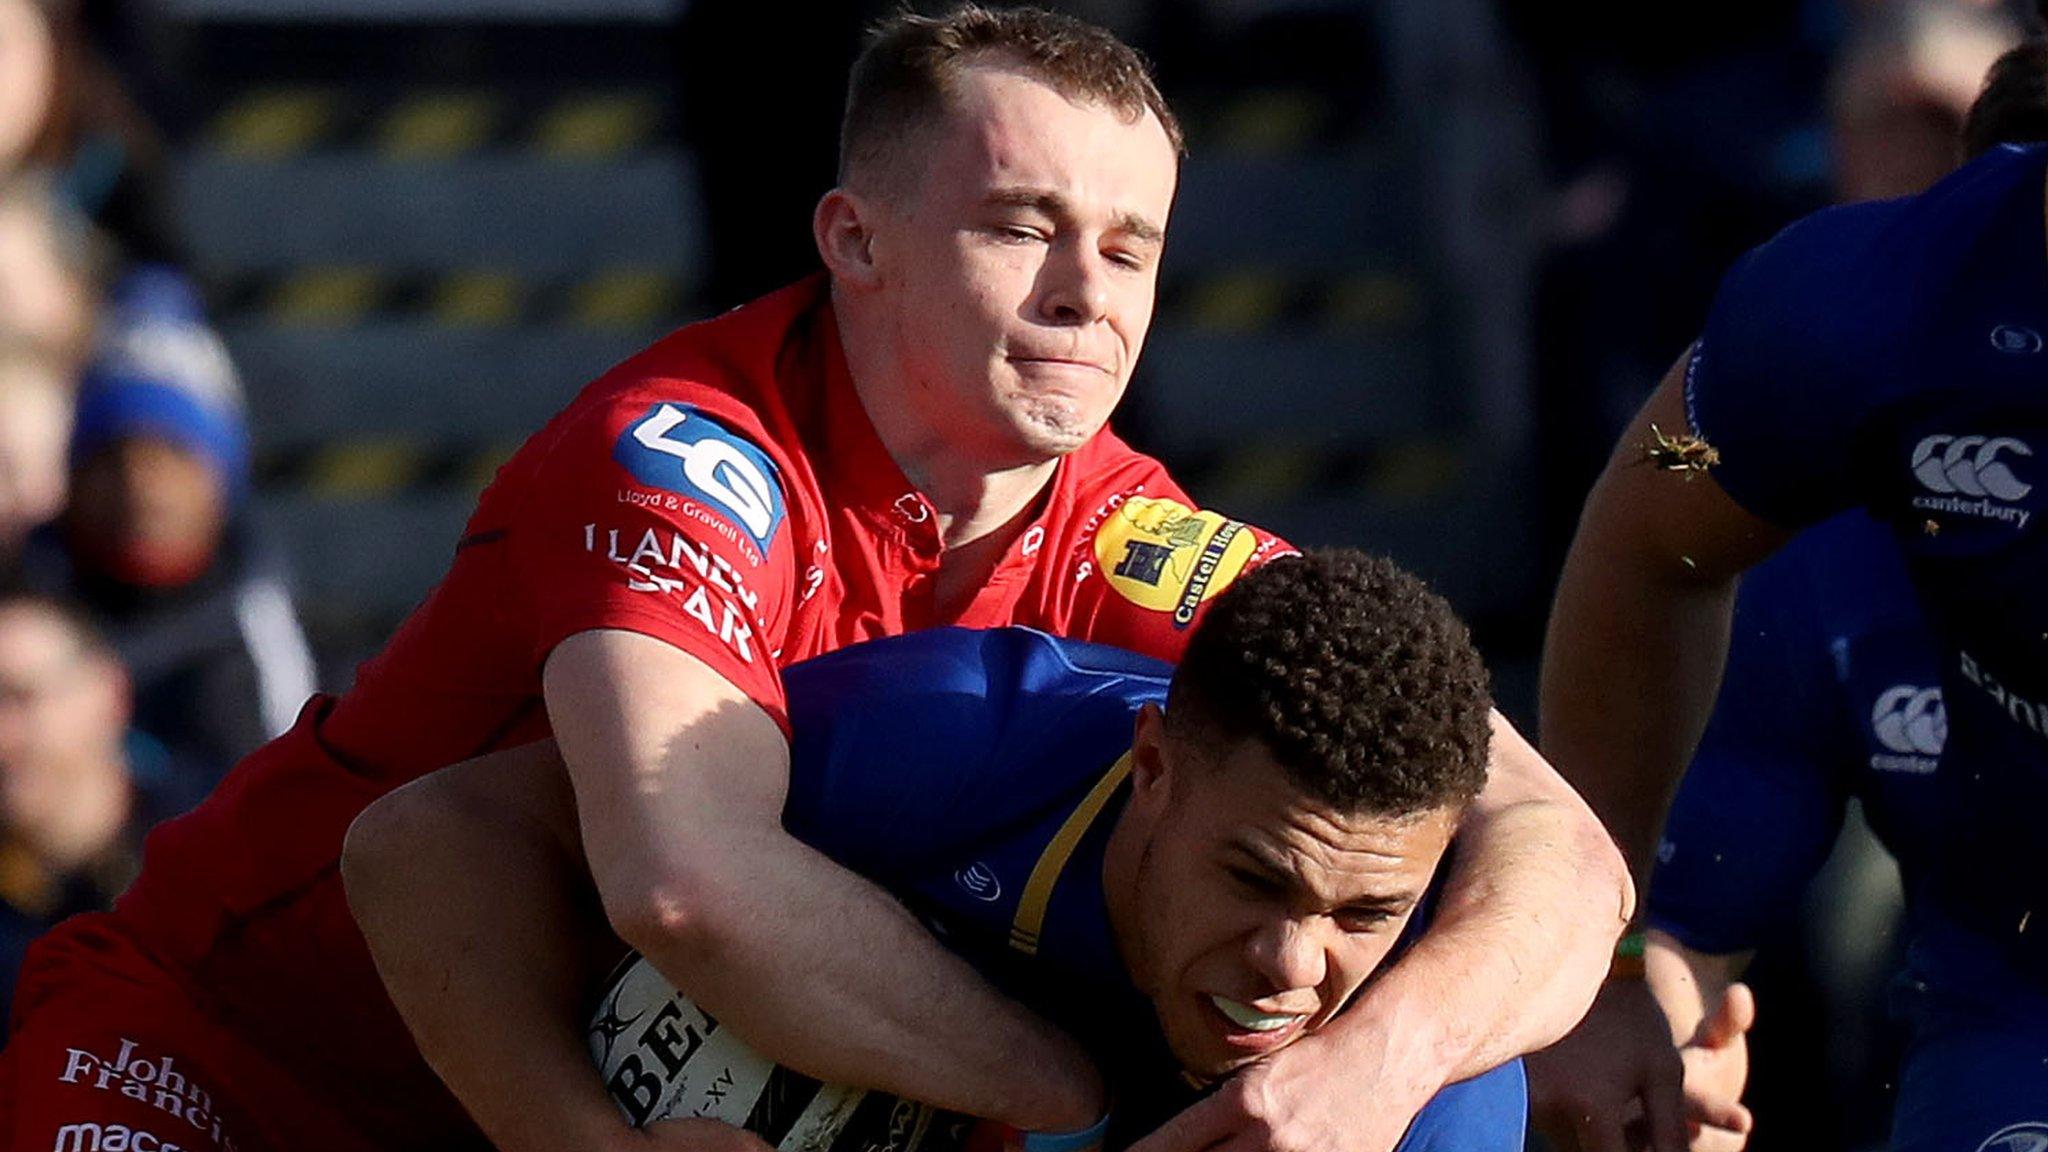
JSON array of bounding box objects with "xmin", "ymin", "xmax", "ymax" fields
[{"xmin": 809, "ymin": 294, "xmax": 1089, "ymax": 574}]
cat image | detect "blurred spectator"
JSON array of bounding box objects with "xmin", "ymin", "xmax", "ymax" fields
[
  {"xmin": 0, "ymin": 175, "xmax": 96, "ymax": 581},
  {"xmin": 19, "ymin": 267, "xmax": 314, "ymax": 791},
  {"xmin": 0, "ymin": 0, "xmax": 178, "ymax": 264},
  {"xmin": 0, "ymin": 592, "xmax": 187, "ymax": 1020},
  {"xmin": 0, "ymin": 173, "xmax": 96, "ymax": 364},
  {"xmin": 1831, "ymin": 0, "xmax": 2024, "ymax": 201},
  {"xmin": 0, "ymin": 342, "xmax": 72, "ymax": 578},
  {"xmin": 1963, "ymin": 30, "xmax": 2048, "ymax": 151},
  {"xmin": 0, "ymin": 0, "xmax": 58, "ymax": 177}
]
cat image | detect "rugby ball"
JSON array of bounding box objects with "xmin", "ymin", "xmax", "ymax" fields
[{"xmin": 588, "ymin": 953, "xmax": 979, "ymax": 1152}]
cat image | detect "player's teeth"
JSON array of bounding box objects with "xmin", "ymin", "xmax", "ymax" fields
[{"xmin": 1209, "ymin": 995, "xmax": 1303, "ymax": 1032}]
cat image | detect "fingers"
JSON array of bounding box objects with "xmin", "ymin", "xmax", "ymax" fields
[
  {"xmin": 1689, "ymin": 1117, "xmax": 1753, "ymax": 1152},
  {"xmin": 1692, "ymin": 984, "xmax": 1755, "ymax": 1051},
  {"xmin": 1724, "ymin": 984, "xmax": 1757, "ymax": 1038},
  {"xmin": 1684, "ymin": 1084, "xmax": 1753, "ymax": 1138}
]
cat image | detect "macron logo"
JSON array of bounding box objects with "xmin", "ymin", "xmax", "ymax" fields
[{"xmin": 1910, "ymin": 435, "xmax": 2033, "ymax": 528}]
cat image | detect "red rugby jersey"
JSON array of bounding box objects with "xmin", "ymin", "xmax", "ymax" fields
[{"xmin": 108, "ymin": 277, "xmax": 1292, "ymax": 1143}]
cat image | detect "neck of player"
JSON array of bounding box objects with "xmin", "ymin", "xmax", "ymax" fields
[{"xmin": 845, "ymin": 373, "xmax": 1059, "ymax": 556}]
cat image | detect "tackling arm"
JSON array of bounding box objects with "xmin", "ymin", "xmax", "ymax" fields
[
  {"xmin": 348, "ymin": 631, "xmax": 1105, "ymax": 1152},
  {"xmin": 1356, "ymin": 712, "xmax": 1636, "ymax": 1077},
  {"xmin": 344, "ymin": 741, "xmax": 635, "ymax": 1152},
  {"xmin": 546, "ymin": 629, "xmax": 1102, "ymax": 1130}
]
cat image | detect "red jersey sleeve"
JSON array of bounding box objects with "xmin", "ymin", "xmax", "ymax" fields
[
  {"xmin": 505, "ymin": 388, "xmax": 799, "ymax": 729},
  {"xmin": 1059, "ymin": 470, "xmax": 1297, "ymax": 663}
]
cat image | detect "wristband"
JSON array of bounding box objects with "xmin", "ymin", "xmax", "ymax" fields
[
  {"xmin": 1608, "ymin": 930, "xmax": 1648, "ymax": 982},
  {"xmin": 1019, "ymin": 1111, "xmax": 1111, "ymax": 1152}
]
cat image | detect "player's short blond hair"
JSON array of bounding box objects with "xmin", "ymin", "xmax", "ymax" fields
[{"xmin": 838, "ymin": 3, "xmax": 1183, "ymax": 194}]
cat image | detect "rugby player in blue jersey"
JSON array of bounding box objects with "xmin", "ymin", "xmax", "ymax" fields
[
  {"xmin": 343, "ymin": 551, "xmax": 1528, "ymax": 1151},
  {"xmin": 1540, "ymin": 33, "xmax": 2048, "ymax": 1152},
  {"xmin": 1642, "ymin": 512, "xmax": 1966, "ymax": 1149}
]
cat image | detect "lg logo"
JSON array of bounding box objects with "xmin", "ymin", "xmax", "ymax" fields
[
  {"xmin": 1872, "ymin": 686, "xmax": 1946, "ymax": 756},
  {"xmin": 1911, "ymin": 435, "xmax": 2034, "ymax": 502},
  {"xmin": 631, "ymin": 405, "xmax": 781, "ymax": 540}
]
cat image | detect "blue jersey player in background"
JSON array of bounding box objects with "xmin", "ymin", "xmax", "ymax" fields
[
  {"xmin": 1542, "ymin": 35, "xmax": 2048, "ymax": 1152},
  {"xmin": 1641, "ymin": 512, "xmax": 2048, "ymax": 1151},
  {"xmin": 343, "ymin": 550, "xmax": 1529, "ymax": 1152}
]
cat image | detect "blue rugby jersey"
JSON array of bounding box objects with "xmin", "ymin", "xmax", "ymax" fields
[
  {"xmin": 1682, "ymin": 144, "xmax": 2048, "ymax": 971},
  {"xmin": 776, "ymin": 626, "xmax": 1526, "ymax": 1150},
  {"xmin": 1645, "ymin": 516, "xmax": 2048, "ymax": 1151},
  {"xmin": 1648, "ymin": 512, "xmax": 1943, "ymax": 954}
]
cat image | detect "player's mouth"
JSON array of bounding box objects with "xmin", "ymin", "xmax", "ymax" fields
[
  {"xmin": 1205, "ymin": 994, "xmax": 1310, "ymax": 1051},
  {"xmin": 1008, "ymin": 355, "xmax": 1115, "ymax": 377}
]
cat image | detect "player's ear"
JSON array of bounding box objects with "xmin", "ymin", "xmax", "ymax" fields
[
  {"xmin": 1129, "ymin": 702, "xmax": 1170, "ymax": 799},
  {"xmin": 814, "ymin": 188, "xmax": 883, "ymax": 289}
]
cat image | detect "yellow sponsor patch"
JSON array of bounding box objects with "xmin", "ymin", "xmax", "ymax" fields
[{"xmin": 1093, "ymin": 497, "xmax": 1258, "ymax": 627}]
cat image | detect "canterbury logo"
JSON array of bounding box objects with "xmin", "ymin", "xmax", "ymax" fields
[
  {"xmin": 1977, "ymin": 1122, "xmax": 2048, "ymax": 1152},
  {"xmin": 1911, "ymin": 435, "xmax": 2033, "ymax": 501},
  {"xmin": 1871, "ymin": 686, "xmax": 1945, "ymax": 756}
]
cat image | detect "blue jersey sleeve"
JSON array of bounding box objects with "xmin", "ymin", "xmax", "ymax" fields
[
  {"xmin": 778, "ymin": 627, "xmax": 1169, "ymax": 885},
  {"xmin": 1647, "ymin": 536, "xmax": 1857, "ymax": 954},
  {"xmin": 1684, "ymin": 199, "xmax": 1910, "ymax": 528},
  {"xmin": 1392, "ymin": 1060, "xmax": 1526, "ymax": 1152}
]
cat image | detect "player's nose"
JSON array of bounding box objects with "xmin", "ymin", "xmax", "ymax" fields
[
  {"xmin": 1242, "ymin": 915, "xmax": 1329, "ymax": 994},
  {"xmin": 1033, "ymin": 240, "xmax": 1111, "ymax": 327}
]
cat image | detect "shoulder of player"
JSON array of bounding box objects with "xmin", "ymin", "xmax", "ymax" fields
[
  {"xmin": 1691, "ymin": 197, "xmax": 1921, "ymax": 427},
  {"xmin": 1722, "ymin": 198, "xmax": 1912, "ymax": 327},
  {"xmin": 544, "ymin": 279, "xmax": 832, "ymax": 466},
  {"xmin": 1723, "ymin": 150, "xmax": 2024, "ymax": 333},
  {"xmin": 1056, "ymin": 432, "xmax": 1285, "ymax": 544}
]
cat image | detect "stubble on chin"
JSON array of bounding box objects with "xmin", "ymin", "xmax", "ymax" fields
[{"xmin": 1007, "ymin": 394, "xmax": 1103, "ymax": 458}]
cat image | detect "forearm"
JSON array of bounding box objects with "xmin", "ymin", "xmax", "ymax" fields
[
  {"xmin": 1345, "ymin": 770, "xmax": 1628, "ymax": 1088},
  {"xmin": 627, "ymin": 821, "xmax": 1101, "ymax": 1130},
  {"xmin": 1310, "ymin": 719, "xmax": 1627, "ymax": 1104},
  {"xmin": 344, "ymin": 755, "xmax": 633, "ymax": 1152},
  {"xmin": 553, "ymin": 631, "xmax": 1102, "ymax": 1133}
]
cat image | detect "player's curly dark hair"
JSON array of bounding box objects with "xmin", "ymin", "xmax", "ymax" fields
[
  {"xmin": 1964, "ymin": 38, "xmax": 2048, "ymax": 158},
  {"xmin": 1165, "ymin": 549, "xmax": 1492, "ymax": 816},
  {"xmin": 840, "ymin": 4, "xmax": 1184, "ymax": 190}
]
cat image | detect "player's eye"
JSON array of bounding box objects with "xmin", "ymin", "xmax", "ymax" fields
[
  {"xmin": 995, "ymin": 224, "xmax": 1048, "ymax": 244},
  {"xmin": 1333, "ymin": 906, "xmax": 1398, "ymax": 933},
  {"xmin": 1226, "ymin": 864, "xmax": 1284, "ymax": 897}
]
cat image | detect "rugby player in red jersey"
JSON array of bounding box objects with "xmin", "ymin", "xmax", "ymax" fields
[{"xmin": 0, "ymin": 8, "xmax": 1627, "ymax": 1152}]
